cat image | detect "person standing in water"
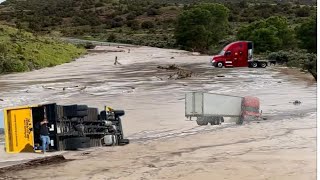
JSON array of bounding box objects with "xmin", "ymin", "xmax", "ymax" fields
[
  {"xmin": 39, "ymin": 118, "xmax": 50, "ymax": 153},
  {"xmin": 114, "ymin": 56, "xmax": 122, "ymax": 65}
]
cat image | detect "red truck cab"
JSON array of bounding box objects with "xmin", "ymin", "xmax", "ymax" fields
[{"xmin": 211, "ymin": 41, "xmax": 267, "ymax": 68}]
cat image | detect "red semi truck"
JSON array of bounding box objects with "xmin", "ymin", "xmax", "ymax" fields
[{"xmin": 210, "ymin": 41, "xmax": 269, "ymax": 68}]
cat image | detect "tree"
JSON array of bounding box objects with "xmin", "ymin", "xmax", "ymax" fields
[
  {"xmin": 127, "ymin": 20, "xmax": 140, "ymax": 30},
  {"xmin": 174, "ymin": 3, "xmax": 229, "ymax": 52},
  {"xmin": 295, "ymin": 6, "xmax": 310, "ymax": 17},
  {"xmin": 141, "ymin": 21, "xmax": 155, "ymax": 29},
  {"xmin": 237, "ymin": 16, "xmax": 295, "ymax": 52},
  {"xmin": 147, "ymin": 8, "xmax": 160, "ymax": 16},
  {"xmin": 295, "ymin": 15, "xmax": 316, "ymax": 53}
]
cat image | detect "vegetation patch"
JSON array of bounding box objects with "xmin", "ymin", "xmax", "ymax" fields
[{"xmin": 0, "ymin": 25, "xmax": 85, "ymax": 73}]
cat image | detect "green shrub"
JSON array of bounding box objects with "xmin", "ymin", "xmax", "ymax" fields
[
  {"xmin": 147, "ymin": 8, "xmax": 161, "ymax": 16},
  {"xmin": 126, "ymin": 13, "xmax": 137, "ymax": 20},
  {"xmin": 108, "ymin": 33, "xmax": 116, "ymax": 41},
  {"xmin": 127, "ymin": 20, "xmax": 140, "ymax": 30},
  {"xmin": 141, "ymin": 21, "xmax": 155, "ymax": 29}
]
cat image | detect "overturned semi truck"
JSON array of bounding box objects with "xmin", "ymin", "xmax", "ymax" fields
[
  {"xmin": 185, "ymin": 92, "xmax": 261, "ymax": 125},
  {"xmin": 4, "ymin": 103, "xmax": 129, "ymax": 153}
]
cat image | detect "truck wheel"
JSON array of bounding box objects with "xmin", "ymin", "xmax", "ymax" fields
[
  {"xmin": 210, "ymin": 118, "xmax": 216, "ymax": 125},
  {"xmin": 251, "ymin": 62, "xmax": 258, "ymax": 68},
  {"xmin": 216, "ymin": 118, "xmax": 221, "ymax": 125},
  {"xmin": 118, "ymin": 138, "xmax": 130, "ymax": 145},
  {"xmin": 216, "ymin": 62, "xmax": 224, "ymax": 68},
  {"xmin": 76, "ymin": 110, "xmax": 88, "ymax": 117},
  {"xmin": 76, "ymin": 105, "xmax": 88, "ymax": 111},
  {"xmin": 196, "ymin": 118, "xmax": 208, "ymax": 126},
  {"xmin": 220, "ymin": 117, "xmax": 224, "ymax": 123},
  {"xmin": 260, "ymin": 62, "xmax": 267, "ymax": 68},
  {"xmin": 236, "ymin": 117, "xmax": 244, "ymax": 125}
]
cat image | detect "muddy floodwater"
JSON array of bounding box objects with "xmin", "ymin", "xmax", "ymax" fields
[{"xmin": 0, "ymin": 46, "xmax": 316, "ymax": 180}]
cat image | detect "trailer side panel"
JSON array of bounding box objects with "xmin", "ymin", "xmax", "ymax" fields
[
  {"xmin": 185, "ymin": 92, "xmax": 243, "ymax": 117},
  {"xmin": 203, "ymin": 93, "xmax": 243, "ymax": 116}
]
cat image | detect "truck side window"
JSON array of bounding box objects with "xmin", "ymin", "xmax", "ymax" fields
[{"xmin": 225, "ymin": 51, "xmax": 231, "ymax": 56}]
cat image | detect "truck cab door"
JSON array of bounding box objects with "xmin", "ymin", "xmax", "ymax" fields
[
  {"xmin": 225, "ymin": 51, "xmax": 232, "ymax": 67},
  {"xmin": 236, "ymin": 51, "xmax": 246, "ymax": 67},
  {"xmin": 4, "ymin": 107, "xmax": 34, "ymax": 153}
]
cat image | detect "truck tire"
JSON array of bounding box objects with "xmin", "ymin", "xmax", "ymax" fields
[
  {"xmin": 217, "ymin": 62, "xmax": 224, "ymax": 68},
  {"xmin": 76, "ymin": 110, "xmax": 88, "ymax": 117},
  {"xmin": 260, "ymin": 62, "xmax": 267, "ymax": 68},
  {"xmin": 65, "ymin": 137, "xmax": 91, "ymax": 150},
  {"xmin": 76, "ymin": 105, "xmax": 88, "ymax": 111},
  {"xmin": 251, "ymin": 62, "xmax": 258, "ymax": 68},
  {"xmin": 216, "ymin": 118, "xmax": 221, "ymax": 125},
  {"xmin": 209, "ymin": 117, "xmax": 217, "ymax": 125},
  {"xmin": 196, "ymin": 118, "xmax": 208, "ymax": 126},
  {"xmin": 220, "ymin": 117, "xmax": 224, "ymax": 123},
  {"xmin": 118, "ymin": 138, "xmax": 130, "ymax": 145},
  {"xmin": 236, "ymin": 117, "xmax": 244, "ymax": 125},
  {"xmin": 114, "ymin": 110, "xmax": 125, "ymax": 117},
  {"xmin": 210, "ymin": 116, "xmax": 223, "ymax": 125}
]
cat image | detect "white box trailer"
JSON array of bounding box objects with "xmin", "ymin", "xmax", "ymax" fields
[{"xmin": 185, "ymin": 92, "xmax": 261, "ymax": 125}]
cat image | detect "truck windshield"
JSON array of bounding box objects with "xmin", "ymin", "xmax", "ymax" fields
[{"xmin": 219, "ymin": 50, "xmax": 225, "ymax": 55}]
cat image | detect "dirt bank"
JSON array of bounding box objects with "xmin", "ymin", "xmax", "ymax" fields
[{"xmin": 0, "ymin": 45, "xmax": 316, "ymax": 179}]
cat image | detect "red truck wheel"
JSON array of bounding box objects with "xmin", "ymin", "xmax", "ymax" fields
[{"xmin": 217, "ymin": 62, "xmax": 224, "ymax": 68}]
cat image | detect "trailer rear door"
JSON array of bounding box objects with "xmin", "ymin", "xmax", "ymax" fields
[
  {"xmin": 4, "ymin": 106, "xmax": 34, "ymax": 153},
  {"xmin": 185, "ymin": 92, "xmax": 203, "ymax": 116}
]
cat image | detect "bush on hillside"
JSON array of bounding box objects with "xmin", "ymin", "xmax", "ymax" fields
[
  {"xmin": 295, "ymin": 15, "xmax": 316, "ymax": 53},
  {"xmin": 141, "ymin": 21, "xmax": 155, "ymax": 29},
  {"xmin": 267, "ymin": 50, "xmax": 317, "ymax": 80},
  {"xmin": 127, "ymin": 20, "xmax": 140, "ymax": 30},
  {"xmin": 237, "ymin": 16, "xmax": 295, "ymax": 53}
]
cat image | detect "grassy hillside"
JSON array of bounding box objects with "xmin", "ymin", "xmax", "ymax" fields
[
  {"xmin": 0, "ymin": 25, "xmax": 85, "ymax": 73},
  {"xmin": 0, "ymin": 0, "xmax": 316, "ymax": 49}
]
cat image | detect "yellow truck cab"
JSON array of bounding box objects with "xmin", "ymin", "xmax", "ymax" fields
[{"xmin": 4, "ymin": 103, "xmax": 129, "ymax": 153}]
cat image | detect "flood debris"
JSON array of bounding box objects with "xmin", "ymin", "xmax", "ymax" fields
[
  {"xmin": 157, "ymin": 64, "xmax": 194, "ymax": 80},
  {"xmin": 217, "ymin": 75, "xmax": 225, "ymax": 77},
  {"xmin": 169, "ymin": 69, "xmax": 193, "ymax": 80},
  {"xmin": 157, "ymin": 64, "xmax": 180, "ymax": 70},
  {"xmin": 42, "ymin": 85, "xmax": 54, "ymax": 90},
  {"xmin": 81, "ymin": 152, "xmax": 91, "ymax": 156},
  {"xmin": 147, "ymin": 164, "xmax": 157, "ymax": 168},
  {"xmin": 291, "ymin": 100, "xmax": 302, "ymax": 105},
  {"xmin": 0, "ymin": 155, "xmax": 72, "ymax": 175},
  {"xmin": 0, "ymin": 99, "xmax": 3, "ymax": 101}
]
